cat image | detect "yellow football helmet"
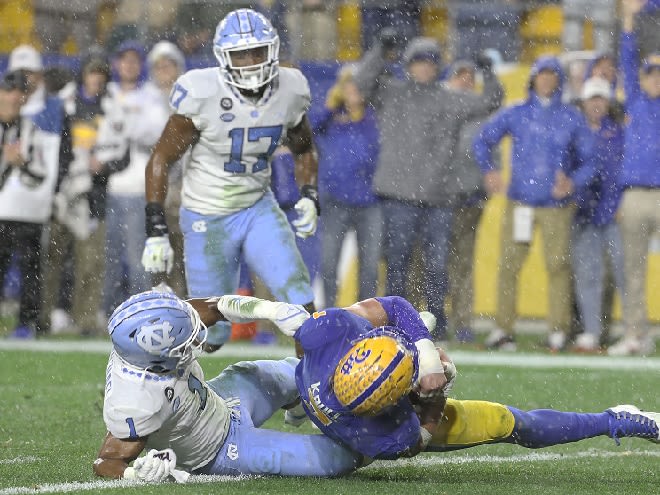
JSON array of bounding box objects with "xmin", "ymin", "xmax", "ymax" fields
[{"xmin": 333, "ymin": 328, "xmax": 418, "ymax": 416}]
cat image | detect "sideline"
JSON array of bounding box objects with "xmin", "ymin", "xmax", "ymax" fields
[
  {"xmin": 1, "ymin": 339, "xmax": 660, "ymax": 370},
  {"xmin": 1, "ymin": 450, "xmax": 658, "ymax": 494}
]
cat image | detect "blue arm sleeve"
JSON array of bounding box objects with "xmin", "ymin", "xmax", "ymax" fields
[
  {"xmin": 620, "ymin": 32, "xmax": 641, "ymax": 105},
  {"xmin": 374, "ymin": 296, "xmax": 431, "ymax": 342},
  {"xmin": 473, "ymin": 107, "xmax": 512, "ymax": 173}
]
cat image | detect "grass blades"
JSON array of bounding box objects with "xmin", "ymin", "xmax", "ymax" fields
[{"xmin": 1, "ymin": 349, "xmax": 658, "ymax": 495}]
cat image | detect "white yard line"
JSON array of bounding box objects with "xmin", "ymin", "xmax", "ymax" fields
[
  {"xmin": 1, "ymin": 451, "xmax": 659, "ymax": 494},
  {"xmin": 369, "ymin": 449, "xmax": 660, "ymax": 469},
  {"xmin": 1, "ymin": 340, "xmax": 660, "ymax": 370},
  {"xmin": 0, "ymin": 457, "xmax": 39, "ymax": 466},
  {"xmin": 0, "ymin": 475, "xmax": 250, "ymax": 494}
]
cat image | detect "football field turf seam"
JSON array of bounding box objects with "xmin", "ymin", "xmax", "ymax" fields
[
  {"xmin": 1, "ymin": 340, "xmax": 659, "ymax": 371},
  {"xmin": 1, "ymin": 450, "xmax": 658, "ymax": 494}
]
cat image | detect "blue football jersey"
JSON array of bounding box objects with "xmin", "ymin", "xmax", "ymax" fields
[{"xmin": 294, "ymin": 306, "xmax": 425, "ymax": 459}]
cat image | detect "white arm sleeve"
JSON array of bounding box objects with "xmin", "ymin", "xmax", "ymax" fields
[{"xmin": 215, "ymin": 295, "xmax": 310, "ymax": 336}]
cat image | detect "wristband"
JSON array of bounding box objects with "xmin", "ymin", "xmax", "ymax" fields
[
  {"xmin": 300, "ymin": 185, "xmax": 321, "ymax": 216},
  {"xmin": 145, "ymin": 202, "xmax": 169, "ymax": 237}
]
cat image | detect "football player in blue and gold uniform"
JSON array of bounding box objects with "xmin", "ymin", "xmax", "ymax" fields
[{"xmin": 216, "ymin": 294, "xmax": 660, "ymax": 461}]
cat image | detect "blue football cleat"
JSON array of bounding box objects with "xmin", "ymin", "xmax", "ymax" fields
[{"xmin": 606, "ymin": 405, "xmax": 660, "ymax": 445}]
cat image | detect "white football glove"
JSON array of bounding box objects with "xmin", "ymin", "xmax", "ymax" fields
[
  {"xmin": 215, "ymin": 294, "xmax": 310, "ymax": 336},
  {"xmin": 124, "ymin": 449, "xmax": 178, "ymax": 483},
  {"xmin": 292, "ymin": 197, "xmax": 318, "ymax": 239},
  {"xmin": 141, "ymin": 236, "xmax": 174, "ymax": 274}
]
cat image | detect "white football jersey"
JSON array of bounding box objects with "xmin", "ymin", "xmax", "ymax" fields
[
  {"xmin": 103, "ymin": 351, "xmax": 231, "ymax": 471},
  {"xmin": 99, "ymin": 82, "xmax": 169, "ymax": 195},
  {"xmin": 171, "ymin": 67, "xmax": 311, "ymax": 215}
]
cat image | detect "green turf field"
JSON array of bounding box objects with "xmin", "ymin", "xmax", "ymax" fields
[{"xmin": 1, "ymin": 344, "xmax": 659, "ymax": 495}]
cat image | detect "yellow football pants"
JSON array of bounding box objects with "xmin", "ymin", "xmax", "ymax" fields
[{"xmin": 429, "ymin": 399, "xmax": 515, "ymax": 450}]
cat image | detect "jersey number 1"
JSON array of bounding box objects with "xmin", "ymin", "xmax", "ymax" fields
[{"xmin": 225, "ymin": 126, "xmax": 283, "ymax": 173}]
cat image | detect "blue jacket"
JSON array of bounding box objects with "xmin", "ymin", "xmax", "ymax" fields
[
  {"xmin": 473, "ymin": 57, "xmax": 597, "ymax": 207},
  {"xmin": 574, "ymin": 117, "xmax": 624, "ymax": 226},
  {"xmin": 617, "ymin": 33, "xmax": 660, "ymax": 189},
  {"xmin": 312, "ymin": 107, "xmax": 380, "ymax": 207}
]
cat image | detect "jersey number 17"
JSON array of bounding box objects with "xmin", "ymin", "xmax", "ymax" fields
[{"xmin": 225, "ymin": 126, "xmax": 283, "ymax": 174}]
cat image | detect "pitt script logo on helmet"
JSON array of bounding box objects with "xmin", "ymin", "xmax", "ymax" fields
[
  {"xmin": 108, "ymin": 291, "xmax": 207, "ymax": 372},
  {"xmin": 214, "ymin": 8, "xmax": 280, "ymax": 91},
  {"xmin": 333, "ymin": 327, "xmax": 419, "ymax": 416}
]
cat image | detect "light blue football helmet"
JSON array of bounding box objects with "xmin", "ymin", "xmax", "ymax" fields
[
  {"xmin": 108, "ymin": 291, "xmax": 207, "ymax": 372},
  {"xmin": 213, "ymin": 8, "xmax": 280, "ymax": 91}
]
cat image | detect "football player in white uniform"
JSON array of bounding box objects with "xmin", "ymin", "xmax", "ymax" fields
[
  {"xmin": 94, "ymin": 290, "xmax": 363, "ymax": 481},
  {"xmin": 141, "ymin": 9, "xmax": 319, "ymax": 351}
]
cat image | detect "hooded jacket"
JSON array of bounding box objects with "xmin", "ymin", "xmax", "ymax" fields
[
  {"xmin": 574, "ymin": 117, "xmax": 624, "ymax": 226},
  {"xmin": 473, "ymin": 56, "xmax": 597, "ymax": 207},
  {"xmin": 617, "ymin": 32, "xmax": 660, "ymax": 189},
  {"xmin": 354, "ymin": 40, "xmax": 503, "ymax": 206}
]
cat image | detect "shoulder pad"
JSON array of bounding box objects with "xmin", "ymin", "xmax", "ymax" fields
[
  {"xmin": 278, "ymin": 67, "xmax": 311, "ymax": 99},
  {"xmin": 176, "ymin": 68, "xmax": 221, "ymax": 99}
]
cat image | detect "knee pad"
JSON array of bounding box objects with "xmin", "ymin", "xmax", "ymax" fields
[{"xmin": 429, "ymin": 399, "xmax": 515, "ymax": 450}]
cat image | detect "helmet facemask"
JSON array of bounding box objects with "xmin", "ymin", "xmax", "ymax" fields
[
  {"xmin": 166, "ymin": 301, "xmax": 207, "ymax": 371},
  {"xmin": 215, "ymin": 39, "xmax": 279, "ymax": 91}
]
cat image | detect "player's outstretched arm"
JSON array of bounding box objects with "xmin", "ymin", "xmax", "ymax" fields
[
  {"xmin": 186, "ymin": 297, "xmax": 227, "ymax": 327},
  {"xmin": 142, "ymin": 115, "xmax": 200, "ymax": 275},
  {"xmin": 213, "ymin": 294, "xmax": 310, "ymax": 336},
  {"xmin": 93, "ymin": 432, "xmax": 146, "ymax": 479}
]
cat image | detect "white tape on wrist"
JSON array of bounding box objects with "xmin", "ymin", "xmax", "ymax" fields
[{"xmin": 415, "ymin": 338, "xmax": 444, "ymax": 377}]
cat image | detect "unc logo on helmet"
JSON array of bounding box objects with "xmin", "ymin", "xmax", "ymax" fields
[
  {"xmin": 108, "ymin": 291, "xmax": 207, "ymax": 372},
  {"xmin": 213, "ymin": 9, "xmax": 280, "ymax": 91},
  {"xmin": 333, "ymin": 329, "xmax": 418, "ymax": 416},
  {"xmin": 135, "ymin": 321, "xmax": 175, "ymax": 353}
]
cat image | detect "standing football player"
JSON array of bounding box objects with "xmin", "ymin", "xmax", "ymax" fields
[{"xmin": 141, "ymin": 9, "xmax": 320, "ymax": 351}]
